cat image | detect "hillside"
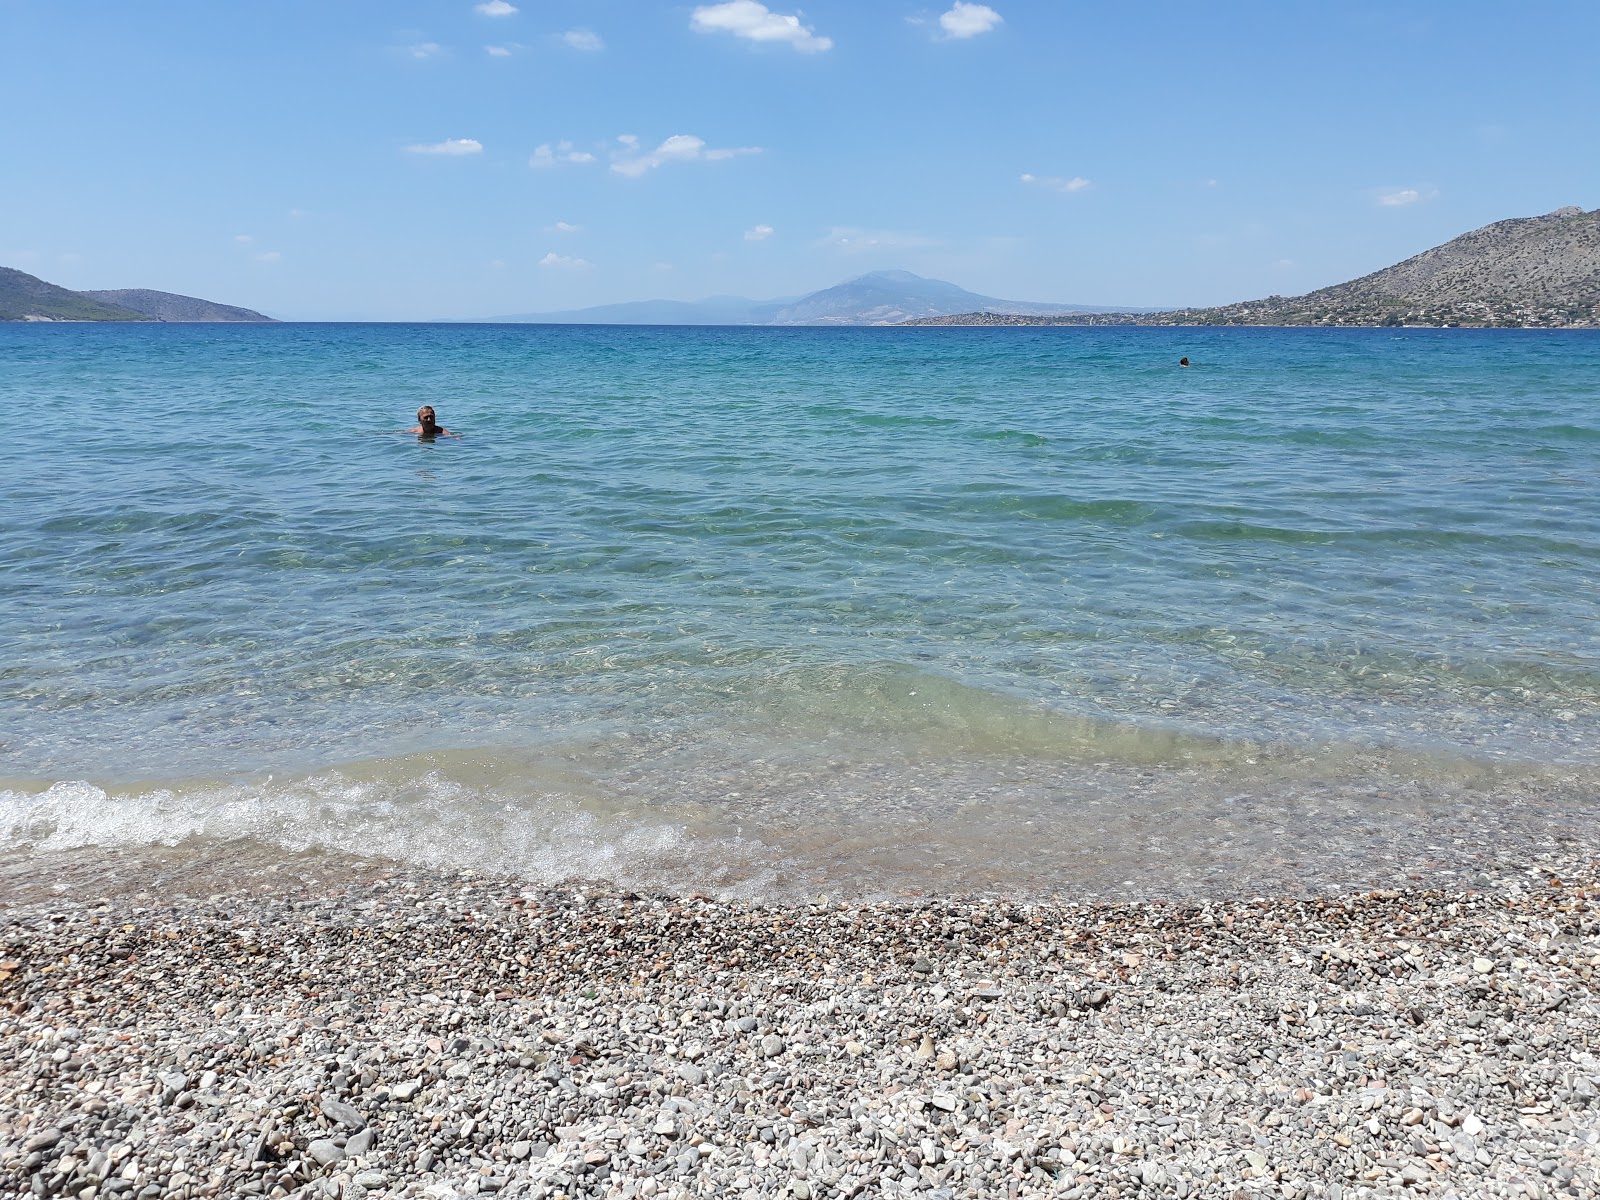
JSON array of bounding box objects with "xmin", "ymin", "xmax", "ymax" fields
[
  {"xmin": 906, "ymin": 206, "xmax": 1600, "ymax": 329},
  {"xmin": 0, "ymin": 267, "xmax": 148, "ymax": 322},
  {"xmin": 81, "ymin": 288, "xmax": 275, "ymax": 322}
]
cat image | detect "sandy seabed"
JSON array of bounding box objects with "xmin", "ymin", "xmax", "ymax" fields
[{"xmin": 2, "ymin": 845, "xmax": 1598, "ymax": 1200}]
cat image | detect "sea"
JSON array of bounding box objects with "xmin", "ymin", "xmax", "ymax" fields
[{"xmin": 3, "ymin": 322, "xmax": 1598, "ymax": 900}]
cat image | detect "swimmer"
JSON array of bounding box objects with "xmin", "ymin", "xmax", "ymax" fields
[
  {"xmin": 1179, "ymin": 357, "xmax": 1191, "ymax": 367},
  {"xmin": 405, "ymin": 405, "xmax": 460, "ymax": 439}
]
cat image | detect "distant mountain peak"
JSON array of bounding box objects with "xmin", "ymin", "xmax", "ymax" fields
[{"xmin": 855, "ymin": 269, "xmax": 927, "ymax": 284}]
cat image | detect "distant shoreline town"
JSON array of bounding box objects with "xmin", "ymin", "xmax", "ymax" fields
[{"xmin": 4, "ymin": 206, "xmax": 1597, "ymax": 328}]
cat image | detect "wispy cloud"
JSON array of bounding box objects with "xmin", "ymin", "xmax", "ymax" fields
[
  {"xmin": 744, "ymin": 224, "xmax": 775, "ymax": 241},
  {"xmin": 819, "ymin": 227, "xmax": 940, "ymax": 253},
  {"xmin": 545, "ymin": 221, "xmax": 582, "ymax": 233},
  {"xmin": 939, "ymin": 3, "xmax": 1003, "ymax": 39},
  {"xmin": 690, "ymin": 2, "xmax": 832, "ymax": 53},
  {"xmin": 611, "ymin": 134, "xmax": 762, "ymax": 178},
  {"xmin": 234, "ymin": 234, "xmax": 255, "ymax": 244},
  {"xmin": 561, "ymin": 30, "xmax": 604, "ymax": 51},
  {"xmin": 539, "ymin": 252, "xmax": 591, "ymax": 269},
  {"xmin": 474, "ymin": 1, "xmax": 517, "ymax": 15},
  {"xmin": 1021, "ymin": 172, "xmax": 1091, "ymax": 193},
  {"xmin": 407, "ymin": 138, "xmax": 484, "ymax": 156},
  {"xmin": 255, "ymin": 251, "xmax": 282, "ymax": 263},
  {"xmin": 530, "ymin": 142, "xmax": 597, "ymax": 169},
  {"xmin": 485, "ymin": 44, "xmax": 514, "ymax": 57},
  {"xmin": 1378, "ymin": 186, "xmax": 1438, "ymax": 207},
  {"xmin": 404, "ymin": 42, "xmax": 444, "ymax": 59}
]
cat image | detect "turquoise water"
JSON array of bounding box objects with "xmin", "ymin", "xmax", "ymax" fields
[{"xmin": 3, "ymin": 323, "xmax": 1599, "ymax": 897}]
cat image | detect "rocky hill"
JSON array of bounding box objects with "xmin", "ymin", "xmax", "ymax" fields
[
  {"xmin": 1, "ymin": 267, "xmax": 275, "ymax": 322},
  {"xmin": 0, "ymin": 267, "xmax": 149, "ymax": 322},
  {"xmin": 906, "ymin": 206, "xmax": 1600, "ymax": 329},
  {"xmin": 81, "ymin": 288, "xmax": 274, "ymax": 322}
]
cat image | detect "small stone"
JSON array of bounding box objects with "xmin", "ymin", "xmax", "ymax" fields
[
  {"xmin": 390, "ymin": 1080, "xmax": 422, "ymax": 1102},
  {"xmin": 676, "ymin": 1064, "xmax": 706, "ymax": 1086},
  {"xmin": 25, "ymin": 1130, "xmax": 63, "ymax": 1153},
  {"xmin": 1243, "ymin": 1150, "xmax": 1268, "ymax": 1171},
  {"xmin": 736, "ymin": 1017, "xmax": 758, "ymax": 1033},
  {"xmin": 911, "ymin": 958, "xmax": 934, "ymax": 974},
  {"xmin": 929, "ymin": 1094, "xmax": 958, "ymax": 1112},
  {"xmin": 307, "ymin": 1140, "xmax": 344, "ymax": 1168},
  {"xmin": 345, "ymin": 1128, "xmax": 377, "ymax": 1158},
  {"xmin": 321, "ymin": 1099, "xmax": 365, "ymax": 1131},
  {"xmin": 158, "ymin": 1072, "xmax": 188, "ymax": 1092},
  {"xmin": 654, "ymin": 1117, "xmax": 678, "ymax": 1137},
  {"xmin": 760, "ymin": 1035, "xmax": 785, "ymax": 1057},
  {"xmin": 353, "ymin": 1173, "xmax": 387, "ymax": 1190},
  {"xmin": 1462, "ymin": 1114, "xmax": 1485, "ymax": 1137},
  {"xmin": 1472, "ymin": 958, "xmax": 1494, "ymax": 974},
  {"xmin": 509, "ymin": 1142, "xmax": 531, "ymax": 1160}
]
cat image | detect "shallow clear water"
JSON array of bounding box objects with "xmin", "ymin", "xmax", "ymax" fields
[{"xmin": 3, "ymin": 323, "xmax": 1599, "ymax": 897}]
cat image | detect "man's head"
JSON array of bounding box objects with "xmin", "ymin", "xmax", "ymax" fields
[{"xmin": 417, "ymin": 405, "xmax": 438, "ymax": 429}]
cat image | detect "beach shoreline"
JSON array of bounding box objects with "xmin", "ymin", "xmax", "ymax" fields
[{"xmin": 3, "ymin": 848, "xmax": 1597, "ymax": 1199}]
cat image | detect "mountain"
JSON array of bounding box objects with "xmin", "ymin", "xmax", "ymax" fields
[
  {"xmin": 485, "ymin": 295, "xmax": 785, "ymax": 325},
  {"xmin": 0, "ymin": 266, "xmax": 275, "ymax": 323},
  {"xmin": 481, "ymin": 271, "xmax": 1138, "ymax": 326},
  {"xmin": 80, "ymin": 288, "xmax": 275, "ymax": 322},
  {"xmin": 906, "ymin": 206, "xmax": 1600, "ymax": 329},
  {"xmin": 0, "ymin": 267, "xmax": 150, "ymax": 322},
  {"xmin": 766, "ymin": 270, "xmax": 1121, "ymax": 325}
]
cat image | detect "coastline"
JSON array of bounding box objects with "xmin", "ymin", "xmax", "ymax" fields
[{"xmin": 4, "ymin": 848, "xmax": 1597, "ymax": 1199}]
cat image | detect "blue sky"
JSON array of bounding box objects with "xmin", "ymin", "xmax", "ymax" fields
[{"xmin": 4, "ymin": 1, "xmax": 1598, "ymax": 320}]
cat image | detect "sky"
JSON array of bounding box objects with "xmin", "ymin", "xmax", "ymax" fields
[{"xmin": 4, "ymin": 0, "xmax": 1599, "ymax": 320}]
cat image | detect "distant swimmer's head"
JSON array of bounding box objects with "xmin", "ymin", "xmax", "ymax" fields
[
  {"xmin": 1179, "ymin": 357, "xmax": 1191, "ymax": 367},
  {"xmin": 417, "ymin": 405, "xmax": 440, "ymax": 435}
]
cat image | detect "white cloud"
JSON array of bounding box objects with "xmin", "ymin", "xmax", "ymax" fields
[
  {"xmin": 561, "ymin": 30, "xmax": 604, "ymax": 51},
  {"xmin": 405, "ymin": 42, "xmax": 444, "ymax": 59},
  {"xmin": 234, "ymin": 234, "xmax": 254, "ymax": 244},
  {"xmin": 1021, "ymin": 172, "xmax": 1091, "ymax": 193},
  {"xmin": 1379, "ymin": 186, "xmax": 1437, "ymax": 207},
  {"xmin": 474, "ymin": 1, "xmax": 517, "ymax": 15},
  {"xmin": 611, "ymin": 134, "xmax": 761, "ymax": 177},
  {"xmin": 744, "ymin": 224, "xmax": 775, "ymax": 241},
  {"xmin": 539, "ymin": 252, "xmax": 591, "ymax": 269},
  {"xmin": 819, "ymin": 227, "xmax": 940, "ymax": 253},
  {"xmin": 939, "ymin": 3, "xmax": 1003, "ymax": 38},
  {"xmin": 529, "ymin": 141, "xmax": 597, "ymax": 168},
  {"xmin": 408, "ymin": 138, "xmax": 484, "ymax": 156},
  {"xmin": 485, "ymin": 44, "xmax": 513, "ymax": 57},
  {"xmin": 617, "ymin": 134, "xmax": 640, "ymax": 148},
  {"xmin": 255, "ymin": 251, "xmax": 282, "ymax": 263},
  {"xmin": 545, "ymin": 221, "xmax": 582, "ymax": 233},
  {"xmin": 690, "ymin": 2, "xmax": 832, "ymax": 53}
]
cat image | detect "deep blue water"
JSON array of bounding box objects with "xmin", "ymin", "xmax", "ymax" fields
[{"xmin": 3, "ymin": 323, "xmax": 1599, "ymax": 897}]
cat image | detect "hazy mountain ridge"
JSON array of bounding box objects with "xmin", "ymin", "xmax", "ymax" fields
[
  {"xmin": 0, "ymin": 267, "xmax": 273, "ymax": 322},
  {"xmin": 483, "ymin": 270, "xmax": 1140, "ymax": 326},
  {"xmin": 906, "ymin": 207, "xmax": 1600, "ymax": 329},
  {"xmin": 81, "ymin": 288, "xmax": 274, "ymax": 323}
]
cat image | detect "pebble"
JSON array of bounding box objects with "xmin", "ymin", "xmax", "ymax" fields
[{"xmin": 1, "ymin": 850, "xmax": 1597, "ymax": 1200}]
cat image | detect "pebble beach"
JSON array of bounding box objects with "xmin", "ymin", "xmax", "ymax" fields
[{"xmin": 3, "ymin": 847, "xmax": 1598, "ymax": 1200}]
